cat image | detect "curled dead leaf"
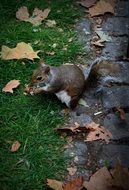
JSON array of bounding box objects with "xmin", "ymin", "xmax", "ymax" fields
[
  {"xmin": 78, "ymin": 98, "xmax": 89, "ymax": 107},
  {"xmin": 109, "ymin": 160, "xmax": 129, "ymax": 189},
  {"xmin": 117, "ymin": 107, "xmax": 126, "ymax": 120},
  {"xmin": 91, "ymin": 39, "xmax": 105, "ymax": 47},
  {"xmin": 2, "ymin": 80, "xmax": 20, "ymax": 93},
  {"xmin": 11, "ymin": 141, "xmax": 21, "ymax": 152}
]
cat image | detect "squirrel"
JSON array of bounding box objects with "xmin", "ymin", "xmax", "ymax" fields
[
  {"xmin": 25, "ymin": 58, "xmax": 121, "ymax": 108},
  {"xmin": 26, "ymin": 60, "xmax": 85, "ymax": 108}
]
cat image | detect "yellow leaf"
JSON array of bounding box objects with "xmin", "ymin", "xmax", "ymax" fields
[
  {"xmin": 2, "ymin": 80, "xmax": 20, "ymax": 93},
  {"xmin": 1, "ymin": 42, "xmax": 40, "ymax": 60}
]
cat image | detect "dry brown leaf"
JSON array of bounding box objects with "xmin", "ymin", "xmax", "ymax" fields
[
  {"xmin": 62, "ymin": 108, "xmax": 71, "ymax": 114},
  {"xmin": 67, "ymin": 167, "xmax": 77, "ymax": 176},
  {"xmin": 46, "ymin": 19, "xmax": 56, "ymax": 27},
  {"xmin": 63, "ymin": 176, "xmax": 83, "ymax": 190},
  {"xmin": 56, "ymin": 122, "xmax": 91, "ymax": 134},
  {"xmin": 95, "ymin": 28, "xmax": 112, "ymax": 42},
  {"xmin": 11, "ymin": 141, "xmax": 21, "ymax": 152},
  {"xmin": 1, "ymin": 42, "xmax": 40, "ymax": 60},
  {"xmin": 109, "ymin": 160, "xmax": 129, "ymax": 189},
  {"xmin": 2, "ymin": 80, "xmax": 20, "ymax": 93},
  {"xmin": 85, "ymin": 122, "xmax": 112, "ymax": 143},
  {"xmin": 78, "ymin": 98, "xmax": 89, "ymax": 107},
  {"xmin": 47, "ymin": 179, "xmax": 63, "ymax": 190},
  {"xmin": 89, "ymin": 0, "xmax": 115, "ymax": 17},
  {"xmin": 117, "ymin": 108, "xmax": 126, "ymax": 120},
  {"xmin": 16, "ymin": 7, "xmax": 50, "ymax": 26},
  {"xmin": 16, "ymin": 6, "xmax": 29, "ymax": 21},
  {"xmin": 29, "ymin": 8, "xmax": 50, "ymax": 26},
  {"xmin": 83, "ymin": 167, "xmax": 112, "ymax": 190},
  {"xmin": 91, "ymin": 39, "xmax": 105, "ymax": 47},
  {"xmin": 79, "ymin": 0, "xmax": 98, "ymax": 8}
]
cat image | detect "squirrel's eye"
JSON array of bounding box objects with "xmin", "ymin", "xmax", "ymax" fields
[{"xmin": 36, "ymin": 76, "xmax": 42, "ymax": 80}]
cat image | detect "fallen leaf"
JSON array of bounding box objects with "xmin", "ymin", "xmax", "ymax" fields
[
  {"xmin": 62, "ymin": 108, "xmax": 71, "ymax": 114},
  {"xmin": 63, "ymin": 176, "xmax": 83, "ymax": 190},
  {"xmin": 57, "ymin": 122, "xmax": 112, "ymax": 143},
  {"xmin": 16, "ymin": 6, "xmax": 29, "ymax": 21},
  {"xmin": 29, "ymin": 8, "xmax": 50, "ymax": 26},
  {"xmin": 57, "ymin": 124, "xmax": 80, "ymax": 133},
  {"xmin": 52, "ymin": 43, "xmax": 58, "ymax": 48},
  {"xmin": 1, "ymin": 42, "xmax": 40, "ymax": 60},
  {"xmin": 74, "ymin": 156, "xmax": 79, "ymax": 163},
  {"xmin": 117, "ymin": 108, "xmax": 126, "ymax": 120},
  {"xmin": 91, "ymin": 39, "xmax": 105, "ymax": 47},
  {"xmin": 2, "ymin": 80, "xmax": 20, "ymax": 93},
  {"xmin": 109, "ymin": 160, "xmax": 129, "ymax": 189},
  {"xmin": 68, "ymin": 38, "xmax": 73, "ymax": 43},
  {"xmin": 11, "ymin": 141, "xmax": 21, "ymax": 152},
  {"xmin": 78, "ymin": 0, "xmax": 98, "ymax": 8},
  {"xmin": 16, "ymin": 7, "xmax": 50, "ymax": 26},
  {"xmin": 83, "ymin": 167, "xmax": 112, "ymax": 190},
  {"xmin": 47, "ymin": 179, "xmax": 63, "ymax": 190},
  {"xmin": 85, "ymin": 122, "xmax": 112, "ymax": 143},
  {"xmin": 95, "ymin": 28, "xmax": 112, "ymax": 42},
  {"xmin": 58, "ymin": 28, "xmax": 63, "ymax": 32},
  {"xmin": 78, "ymin": 98, "xmax": 89, "ymax": 107},
  {"xmin": 89, "ymin": 0, "xmax": 115, "ymax": 17},
  {"xmin": 46, "ymin": 51, "xmax": 55, "ymax": 55},
  {"xmin": 46, "ymin": 19, "xmax": 56, "ymax": 27},
  {"xmin": 67, "ymin": 167, "xmax": 77, "ymax": 176}
]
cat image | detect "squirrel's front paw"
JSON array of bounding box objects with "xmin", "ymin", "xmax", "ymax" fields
[{"xmin": 24, "ymin": 85, "xmax": 35, "ymax": 95}]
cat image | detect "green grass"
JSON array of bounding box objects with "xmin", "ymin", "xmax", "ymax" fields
[{"xmin": 0, "ymin": 0, "xmax": 84, "ymax": 189}]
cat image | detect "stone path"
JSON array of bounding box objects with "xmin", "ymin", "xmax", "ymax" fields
[{"xmin": 65, "ymin": 0, "xmax": 129, "ymax": 180}]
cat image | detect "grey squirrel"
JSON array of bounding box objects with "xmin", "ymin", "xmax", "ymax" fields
[{"xmin": 25, "ymin": 59, "xmax": 120, "ymax": 108}]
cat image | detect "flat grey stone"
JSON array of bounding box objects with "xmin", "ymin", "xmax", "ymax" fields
[
  {"xmin": 102, "ymin": 36, "xmax": 128, "ymax": 59},
  {"xmin": 102, "ymin": 86, "xmax": 129, "ymax": 109},
  {"xmin": 75, "ymin": 18, "xmax": 92, "ymax": 43},
  {"xmin": 102, "ymin": 17, "xmax": 129, "ymax": 36},
  {"xmin": 99, "ymin": 144, "xmax": 129, "ymax": 168},
  {"xmin": 69, "ymin": 112, "xmax": 92, "ymax": 126},
  {"xmin": 74, "ymin": 141, "xmax": 88, "ymax": 156},
  {"xmin": 104, "ymin": 113, "xmax": 129, "ymax": 140},
  {"xmin": 115, "ymin": 0, "xmax": 129, "ymax": 17},
  {"xmin": 86, "ymin": 142, "xmax": 129, "ymax": 168}
]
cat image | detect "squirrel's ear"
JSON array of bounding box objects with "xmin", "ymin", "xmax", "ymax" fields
[
  {"xmin": 44, "ymin": 66, "xmax": 50, "ymax": 74},
  {"xmin": 39, "ymin": 59, "xmax": 46, "ymax": 67}
]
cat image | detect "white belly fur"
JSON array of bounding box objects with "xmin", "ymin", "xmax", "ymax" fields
[{"xmin": 55, "ymin": 90, "xmax": 71, "ymax": 107}]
